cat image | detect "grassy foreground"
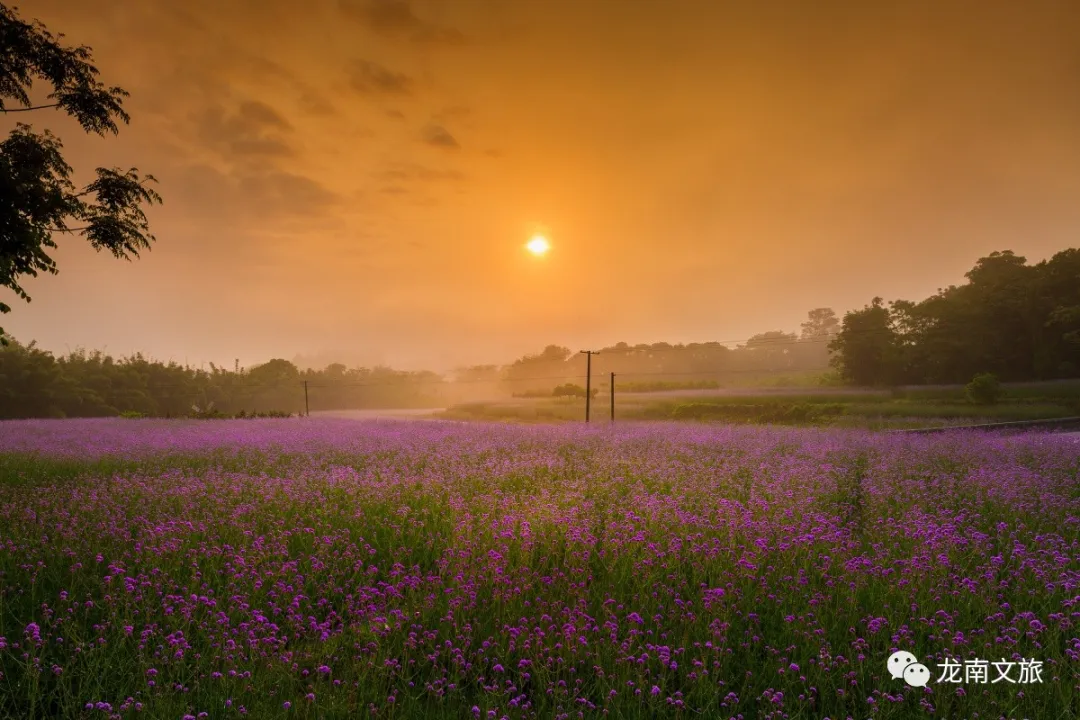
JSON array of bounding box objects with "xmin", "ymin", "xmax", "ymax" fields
[{"xmin": 0, "ymin": 418, "xmax": 1077, "ymax": 719}]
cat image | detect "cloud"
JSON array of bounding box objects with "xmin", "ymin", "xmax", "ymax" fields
[
  {"xmin": 434, "ymin": 104, "xmax": 471, "ymax": 121},
  {"xmin": 229, "ymin": 138, "xmax": 293, "ymax": 157},
  {"xmin": 410, "ymin": 25, "xmax": 466, "ymax": 45},
  {"xmin": 348, "ymin": 60, "xmax": 414, "ymax": 95},
  {"xmin": 134, "ymin": 10, "xmax": 340, "ymax": 121},
  {"xmin": 171, "ymin": 163, "xmax": 341, "ymax": 221},
  {"xmin": 196, "ymin": 101, "xmax": 296, "ymax": 160},
  {"xmin": 376, "ymin": 163, "xmax": 465, "ymax": 182},
  {"xmin": 298, "ymin": 90, "xmax": 337, "ymax": 116},
  {"xmin": 338, "ymin": 0, "xmax": 465, "ymax": 45},
  {"xmin": 237, "ymin": 100, "xmax": 293, "ymax": 130},
  {"xmin": 238, "ymin": 171, "xmax": 340, "ymax": 214},
  {"xmin": 421, "ymin": 123, "xmax": 460, "ymax": 149}
]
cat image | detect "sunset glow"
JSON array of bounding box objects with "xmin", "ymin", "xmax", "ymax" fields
[
  {"xmin": 526, "ymin": 235, "xmax": 550, "ymax": 256},
  {"xmin": 3, "ymin": 4, "xmax": 1080, "ymax": 718},
  {"xmin": 4, "ymin": 1, "xmax": 1079, "ymax": 372}
]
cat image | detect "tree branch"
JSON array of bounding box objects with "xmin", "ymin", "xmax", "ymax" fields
[{"xmin": 2, "ymin": 103, "xmax": 61, "ymax": 112}]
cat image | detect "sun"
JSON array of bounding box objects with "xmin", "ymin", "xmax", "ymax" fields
[{"xmin": 526, "ymin": 235, "xmax": 550, "ymax": 256}]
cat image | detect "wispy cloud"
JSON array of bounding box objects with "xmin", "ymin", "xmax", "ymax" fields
[
  {"xmin": 348, "ymin": 60, "xmax": 414, "ymax": 95},
  {"xmin": 338, "ymin": 0, "xmax": 465, "ymax": 45},
  {"xmin": 195, "ymin": 101, "xmax": 296, "ymax": 160},
  {"xmin": 421, "ymin": 123, "xmax": 460, "ymax": 149}
]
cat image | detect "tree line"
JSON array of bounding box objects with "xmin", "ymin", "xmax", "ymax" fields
[
  {"xmin": 476, "ymin": 308, "xmax": 840, "ymax": 395},
  {"xmin": 829, "ymin": 249, "xmax": 1080, "ymax": 385},
  {"xmin": 0, "ymin": 348, "xmax": 451, "ymax": 419},
  {"xmin": 0, "ymin": 308, "xmax": 837, "ymax": 419},
  {"xmin": 3, "ymin": 250, "xmax": 1078, "ymax": 418}
]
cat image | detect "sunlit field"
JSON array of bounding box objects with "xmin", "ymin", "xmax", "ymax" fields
[
  {"xmin": 441, "ymin": 380, "xmax": 1080, "ymax": 429},
  {"xmin": 0, "ymin": 418, "xmax": 1077, "ymax": 719}
]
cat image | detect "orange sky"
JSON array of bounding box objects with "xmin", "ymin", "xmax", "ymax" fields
[{"xmin": 5, "ymin": 0, "xmax": 1080, "ymax": 371}]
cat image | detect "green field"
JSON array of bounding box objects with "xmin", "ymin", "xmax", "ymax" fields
[{"xmin": 439, "ymin": 380, "xmax": 1080, "ymax": 429}]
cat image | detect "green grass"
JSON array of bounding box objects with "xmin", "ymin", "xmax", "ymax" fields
[
  {"xmin": 843, "ymin": 402, "xmax": 1078, "ymax": 421},
  {"xmin": 892, "ymin": 379, "xmax": 1080, "ymax": 403},
  {"xmin": 440, "ymin": 382, "xmax": 1080, "ymax": 428},
  {"xmin": 615, "ymin": 380, "xmax": 720, "ymax": 393}
]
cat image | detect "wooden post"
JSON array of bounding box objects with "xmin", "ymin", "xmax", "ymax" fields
[
  {"xmin": 304, "ymin": 380, "xmax": 309, "ymax": 417},
  {"xmin": 610, "ymin": 372, "xmax": 615, "ymax": 422},
  {"xmin": 584, "ymin": 352, "xmax": 592, "ymax": 423},
  {"xmin": 579, "ymin": 350, "xmax": 598, "ymax": 423}
]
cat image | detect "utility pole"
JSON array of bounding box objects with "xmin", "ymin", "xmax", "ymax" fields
[
  {"xmin": 303, "ymin": 380, "xmax": 309, "ymax": 417},
  {"xmin": 580, "ymin": 350, "xmax": 598, "ymax": 423},
  {"xmin": 610, "ymin": 372, "xmax": 615, "ymax": 422}
]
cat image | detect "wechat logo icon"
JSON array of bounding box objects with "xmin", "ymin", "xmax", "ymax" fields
[{"xmin": 888, "ymin": 650, "xmax": 930, "ymax": 687}]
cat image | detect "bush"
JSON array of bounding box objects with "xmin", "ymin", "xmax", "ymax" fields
[
  {"xmin": 190, "ymin": 408, "xmax": 228, "ymax": 419},
  {"xmin": 511, "ymin": 390, "xmax": 552, "ymax": 399},
  {"xmin": 966, "ymin": 373, "xmax": 1004, "ymax": 405},
  {"xmin": 232, "ymin": 410, "xmax": 293, "ymax": 419},
  {"xmin": 552, "ymin": 384, "xmax": 598, "ymax": 399},
  {"xmin": 119, "ymin": 410, "xmax": 145, "ymax": 419}
]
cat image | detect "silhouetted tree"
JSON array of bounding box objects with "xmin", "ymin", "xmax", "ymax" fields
[
  {"xmin": 859, "ymin": 249, "xmax": 1080, "ymax": 384},
  {"xmin": 0, "ymin": 3, "xmax": 161, "ymax": 343},
  {"xmin": 742, "ymin": 331, "xmax": 798, "ymax": 372},
  {"xmin": 800, "ymin": 308, "xmax": 839, "ymax": 341},
  {"xmin": 454, "ymin": 364, "xmax": 501, "ymax": 383},
  {"xmin": 830, "ymin": 298, "xmax": 900, "ymax": 386}
]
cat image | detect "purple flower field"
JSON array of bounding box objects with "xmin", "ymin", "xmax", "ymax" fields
[{"xmin": 0, "ymin": 418, "xmax": 1077, "ymax": 719}]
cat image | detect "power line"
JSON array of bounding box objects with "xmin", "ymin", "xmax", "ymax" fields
[{"xmin": 300, "ymin": 364, "xmax": 831, "ymax": 389}]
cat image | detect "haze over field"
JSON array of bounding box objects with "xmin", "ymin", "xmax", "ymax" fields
[{"xmin": 5, "ymin": 0, "xmax": 1080, "ymax": 371}]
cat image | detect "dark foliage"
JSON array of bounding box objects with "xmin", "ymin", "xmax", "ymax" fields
[
  {"xmin": 552, "ymin": 383, "xmax": 598, "ymax": 399},
  {"xmin": 966, "ymin": 373, "xmax": 1004, "ymax": 406},
  {"xmin": 0, "ymin": 3, "xmax": 161, "ymax": 341},
  {"xmin": 0, "ymin": 341, "xmax": 445, "ymax": 419},
  {"xmin": 831, "ymin": 250, "xmax": 1080, "ymax": 385}
]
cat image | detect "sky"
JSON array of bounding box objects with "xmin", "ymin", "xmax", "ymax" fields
[{"xmin": 5, "ymin": 0, "xmax": 1080, "ymax": 372}]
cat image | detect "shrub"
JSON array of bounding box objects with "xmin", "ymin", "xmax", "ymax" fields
[
  {"xmin": 966, "ymin": 373, "xmax": 1004, "ymax": 405},
  {"xmin": 119, "ymin": 410, "xmax": 145, "ymax": 419},
  {"xmin": 511, "ymin": 390, "xmax": 552, "ymax": 399},
  {"xmin": 552, "ymin": 384, "xmax": 598, "ymax": 399},
  {"xmin": 233, "ymin": 410, "xmax": 293, "ymax": 419}
]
